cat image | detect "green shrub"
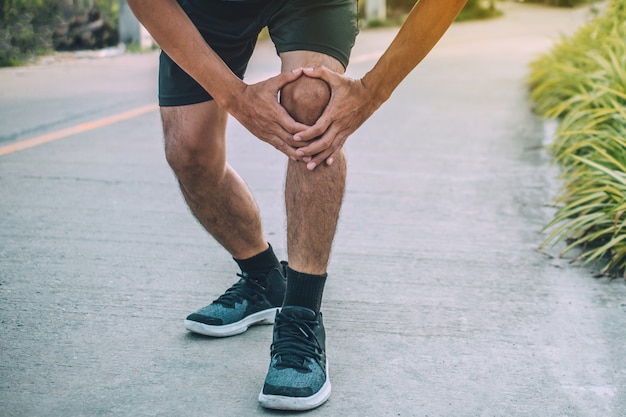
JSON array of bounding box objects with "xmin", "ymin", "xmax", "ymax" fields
[
  {"xmin": 0, "ymin": 0, "xmax": 62, "ymax": 66},
  {"xmin": 520, "ymin": 0, "xmax": 590, "ymax": 7},
  {"xmin": 382, "ymin": 0, "xmax": 502, "ymax": 23},
  {"xmin": 0, "ymin": 0, "xmax": 119, "ymax": 66},
  {"xmin": 528, "ymin": 0, "xmax": 626, "ymax": 276},
  {"xmin": 456, "ymin": 0, "xmax": 502, "ymax": 21}
]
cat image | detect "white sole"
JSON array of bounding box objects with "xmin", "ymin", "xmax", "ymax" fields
[
  {"xmin": 184, "ymin": 307, "xmax": 279, "ymax": 337},
  {"xmin": 258, "ymin": 360, "xmax": 331, "ymax": 411}
]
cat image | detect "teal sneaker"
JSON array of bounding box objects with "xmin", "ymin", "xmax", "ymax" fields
[
  {"xmin": 184, "ymin": 263, "xmax": 286, "ymax": 337},
  {"xmin": 258, "ymin": 306, "xmax": 331, "ymax": 410}
]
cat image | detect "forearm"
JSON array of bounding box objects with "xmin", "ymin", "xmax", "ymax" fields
[
  {"xmin": 363, "ymin": 0, "xmax": 467, "ymax": 105},
  {"xmin": 127, "ymin": 0, "xmax": 244, "ymax": 108}
]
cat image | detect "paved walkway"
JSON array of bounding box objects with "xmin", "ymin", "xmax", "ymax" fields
[{"xmin": 1, "ymin": 2, "xmax": 625, "ymax": 416}]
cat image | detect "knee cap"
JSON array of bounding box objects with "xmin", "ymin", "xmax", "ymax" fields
[{"xmin": 281, "ymin": 77, "xmax": 331, "ymax": 125}]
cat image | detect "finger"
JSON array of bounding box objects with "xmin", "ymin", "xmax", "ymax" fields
[
  {"xmin": 295, "ymin": 125, "xmax": 337, "ymax": 157},
  {"xmin": 293, "ymin": 114, "xmax": 331, "ymax": 142},
  {"xmin": 268, "ymin": 120, "xmax": 321, "ymax": 160},
  {"xmin": 272, "ymin": 102, "xmax": 310, "ymax": 134},
  {"xmin": 302, "ymin": 66, "xmax": 331, "ymax": 81},
  {"xmin": 302, "ymin": 66, "xmax": 344, "ymax": 88},
  {"xmin": 288, "ymin": 139, "xmax": 316, "ymax": 148},
  {"xmin": 294, "ymin": 124, "xmax": 326, "ymax": 142},
  {"xmin": 257, "ymin": 74, "xmax": 311, "ymax": 134},
  {"xmin": 269, "ymin": 68, "xmax": 304, "ymax": 91},
  {"xmin": 270, "ymin": 121, "xmax": 309, "ymax": 150},
  {"xmin": 268, "ymin": 133, "xmax": 299, "ymax": 160},
  {"xmin": 306, "ymin": 148, "xmax": 334, "ymax": 171},
  {"xmin": 325, "ymin": 150, "xmax": 338, "ymax": 166},
  {"xmin": 306, "ymin": 130, "xmax": 349, "ymax": 170},
  {"xmin": 295, "ymin": 137, "xmax": 330, "ymax": 159}
]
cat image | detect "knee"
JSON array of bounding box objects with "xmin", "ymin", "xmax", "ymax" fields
[
  {"xmin": 280, "ymin": 77, "xmax": 331, "ymax": 126},
  {"xmin": 163, "ymin": 126, "xmax": 225, "ymax": 183}
]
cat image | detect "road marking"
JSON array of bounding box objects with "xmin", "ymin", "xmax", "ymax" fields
[
  {"xmin": 0, "ymin": 103, "xmax": 159, "ymax": 157},
  {"xmin": 0, "ymin": 50, "xmax": 383, "ymax": 158}
]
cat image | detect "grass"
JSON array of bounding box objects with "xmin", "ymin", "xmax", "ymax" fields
[
  {"xmin": 528, "ymin": 0, "xmax": 626, "ymax": 276},
  {"xmin": 358, "ymin": 0, "xmax": 502, "ymax": 29},
  {"xmin": 455, "ymin": 0, "xmax": 503, "ymax": 21}
]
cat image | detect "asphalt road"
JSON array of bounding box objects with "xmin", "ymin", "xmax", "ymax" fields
[{"xmin": 1, "ymin": 2, "xmax": 625, "ymax": 416}]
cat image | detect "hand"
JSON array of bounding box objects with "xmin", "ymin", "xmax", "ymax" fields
[
  {"xmin": 224, "ymin": 69, "xmax": 309, "ymax": 160},
  {"xmin": 293, "ymin": 66, "xmax": 383, "ymax": 170}
]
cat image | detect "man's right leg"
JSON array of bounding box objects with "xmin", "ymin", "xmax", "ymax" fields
[
  {"xmin": 161, "ymin": 101, "xmax": 286, "ymax": 337},
  {"xmin": 162, "ymin": 101, "xmax": 266, "ymax": 259}
]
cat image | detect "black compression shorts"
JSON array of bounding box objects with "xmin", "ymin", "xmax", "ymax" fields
[{"xmin": 158, "ymin": 0, "xmax": 359, "ymax": 107}]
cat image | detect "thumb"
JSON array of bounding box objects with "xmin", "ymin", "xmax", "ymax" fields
[
  {"xmin": 302, "ymin": 66, "xmax": 336, "ymax": 84},
  {"xmin": 271, "ymin": 68, "xmax": 304, "ymax": 89}
]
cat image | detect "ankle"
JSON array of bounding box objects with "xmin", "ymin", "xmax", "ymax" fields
[
  {"xmin": 234, "ymin": 243, "xmax": 281, "ymax": 281},
  {"xmin": 284, "ymin": 266, "xmax": 327, "ymax": 313}
]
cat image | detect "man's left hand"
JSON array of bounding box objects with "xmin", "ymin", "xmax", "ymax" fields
[{"xmin": 292, "ymin": 66, "xmax": 382, "ymax": 170}]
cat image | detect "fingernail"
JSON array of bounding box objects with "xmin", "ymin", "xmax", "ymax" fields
[
  {"xmin": 293, "ymin": 135, "xmax": 301, "ymax": 141},
  {"xmin": 303, "ymin": 67, "xmax": 314, "ymax": 72},
  {"xmin": 327, "ymin": 157, "xmax": 334, "ymax": 166},
  {"xmin": 291, "ymin": 68, "xmax": 301, "ymax": 73},
  {"xmin": 307, "ymin": 162, "xmax": 316, "ymax": 170},
  {"xmin": 303, "ymin": 156, "xmax": 311, "ymax": 163}
]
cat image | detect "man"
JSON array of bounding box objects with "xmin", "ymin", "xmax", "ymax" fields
[{"xmin": 127, "ymin": 0, "xmax": 466, "ymax": 411}]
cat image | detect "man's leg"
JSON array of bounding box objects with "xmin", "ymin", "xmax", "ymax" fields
[
  {"xmin": 281, "ymin": 52, "xmax": 347, "ymax": 277},
  {"xmin": 281, "ymin": 51, "xmax": 346, "ymax": 311},
  {"xmin": 258, "ymin": 51, "xmax": 345, "ymax": 411},
  {"xmin": 162, "ymin": 101, "xmax": 285, "ymax": 337},
  {"xmin": 281, "ymin": 51, "xmax": 347, "ymax": 314},
  {"xmin": 161, "ymin": 101, "xmax": 266, "ymax": 260}
]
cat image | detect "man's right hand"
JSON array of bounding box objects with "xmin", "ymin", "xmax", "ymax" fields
[
  {"xmin": 129, "ymin": 0, "xmax": 310, "ymax": 160},
  {"xmin": 221, "ymin": 69, "xmax": 310, "ymax": 161}
]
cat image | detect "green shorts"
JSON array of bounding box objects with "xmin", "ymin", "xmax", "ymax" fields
[{"xmin": 159, "ymin": 0, "xmax": 359, "ymax": 106}]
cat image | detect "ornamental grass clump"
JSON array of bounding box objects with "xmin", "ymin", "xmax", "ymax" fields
[{"xmin": 528, "ymin": 0, "xmax": 626, "ymax": 276}]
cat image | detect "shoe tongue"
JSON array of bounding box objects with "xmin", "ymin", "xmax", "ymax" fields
[{"xmin": 281, "ymin": 306, "xmax": 316, "ymax": 320}]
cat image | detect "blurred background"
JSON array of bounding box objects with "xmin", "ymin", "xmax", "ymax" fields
[{"xmin": 0, "ymin": 0, "xmax": 595, "ymax": 67}]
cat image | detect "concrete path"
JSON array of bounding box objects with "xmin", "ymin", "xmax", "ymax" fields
[{"xmin": 1, "ymin": 2, "xmax": 625, "ymax": 416}]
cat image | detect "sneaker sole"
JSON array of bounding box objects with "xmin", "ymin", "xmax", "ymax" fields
[
  {"xmin": 258, "ymin": 360, "xmax": 331, "ymax": 411},
  {"xmin": 184, "ymin": 307, "xmax": 279, "ymax": 337}
]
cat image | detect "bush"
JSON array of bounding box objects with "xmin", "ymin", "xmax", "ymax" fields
[
  {"xmin": 381, "ymin": 0, "xmax": 502, "ymax": 23},
  {"xmin": 0, "ymin": 0, "xmax": 62, "ymax": 66},
  {"xmin": 528, "ymin": 0, "xmax": 626, "ymax": 276},
  {"xmin": 520, "ymin": 0, "xmax": 590, "ymax": 7},
  {"xmin": 456, "ymin": 0, "xmax": 502, "ymax": 21},
  {"xmin": 0, "ymin": 0, "xmax": 119, "ymax": 66}
]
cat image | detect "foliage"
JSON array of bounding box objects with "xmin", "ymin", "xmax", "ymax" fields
[
  {"xmin": 380, "ymin": 0, "xmax": 502, "ymax": 24},
  {"xmin": 456, "ymin": 0, "xmax": 503, "ymax": 21},
  {"xmin": 528, "ymin": 0, "xmax": 626, "ymax": 276},
  {"xmin": 520, "ymin": 0, "xmax": 590, "ymax": 7},
  {"xmin": 0, "ymin": 0, "xmax": 61, "ymax": 66},
  {"xmin": 0, "ymin": 0, "xmax": 119, "ymax": 66}
]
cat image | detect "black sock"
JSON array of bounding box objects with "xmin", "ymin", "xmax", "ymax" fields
[
  {"xmin": 283, "ymin": 266, "xmax": 327, "ymax": 313},
  {"xmin": 233, "ymin": 243, "xmax": 281, "ymax": 281}
]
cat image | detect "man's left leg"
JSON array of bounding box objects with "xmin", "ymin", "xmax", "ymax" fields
[{"xmin": 258, "ymin": 51, "xmax": 346, "ymax": 411}]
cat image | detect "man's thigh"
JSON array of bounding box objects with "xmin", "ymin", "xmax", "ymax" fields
[
  {"xmin": 159, "ymin": 0, "xmax": 357, "ymax": 107},
  {"xmin": 268, "ymin": 0, "xmax": 358, "ymax": 71},
  {"xmin": 280, "ymin": 51, "xmax": 345, "ymax": 74},
  {"xmin": 159, "ymin": 0, "xmax": 284, "ymax": 107},
  {"xmin": 161, "ymin": 101, "xmax": 229, "ymax": 156}
]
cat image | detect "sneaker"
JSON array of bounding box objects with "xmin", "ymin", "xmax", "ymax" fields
[
  {"xmin": 184, "ymin": 262, "xmax": 287, "ymax": 337},
  {"xmin": 258, "ymin": 306, "xmax": 331, "ymax": 411}
]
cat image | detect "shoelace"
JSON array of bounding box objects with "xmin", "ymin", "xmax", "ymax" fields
[
  {"xmin": 271, "ymin": 312, "xmax": 323, "ymax": 372},
  {"xmin": 214, "ymin": 273, "xmax": 266, "ymax": 308}
]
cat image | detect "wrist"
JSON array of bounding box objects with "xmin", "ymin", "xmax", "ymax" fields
[
  {"xmin": 361, "ymin": 71, "xmax": 392, "ymax": 108},
  {"xmin": 211, "ymin": 76, "xmax": 247, "ymax": 111}
]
